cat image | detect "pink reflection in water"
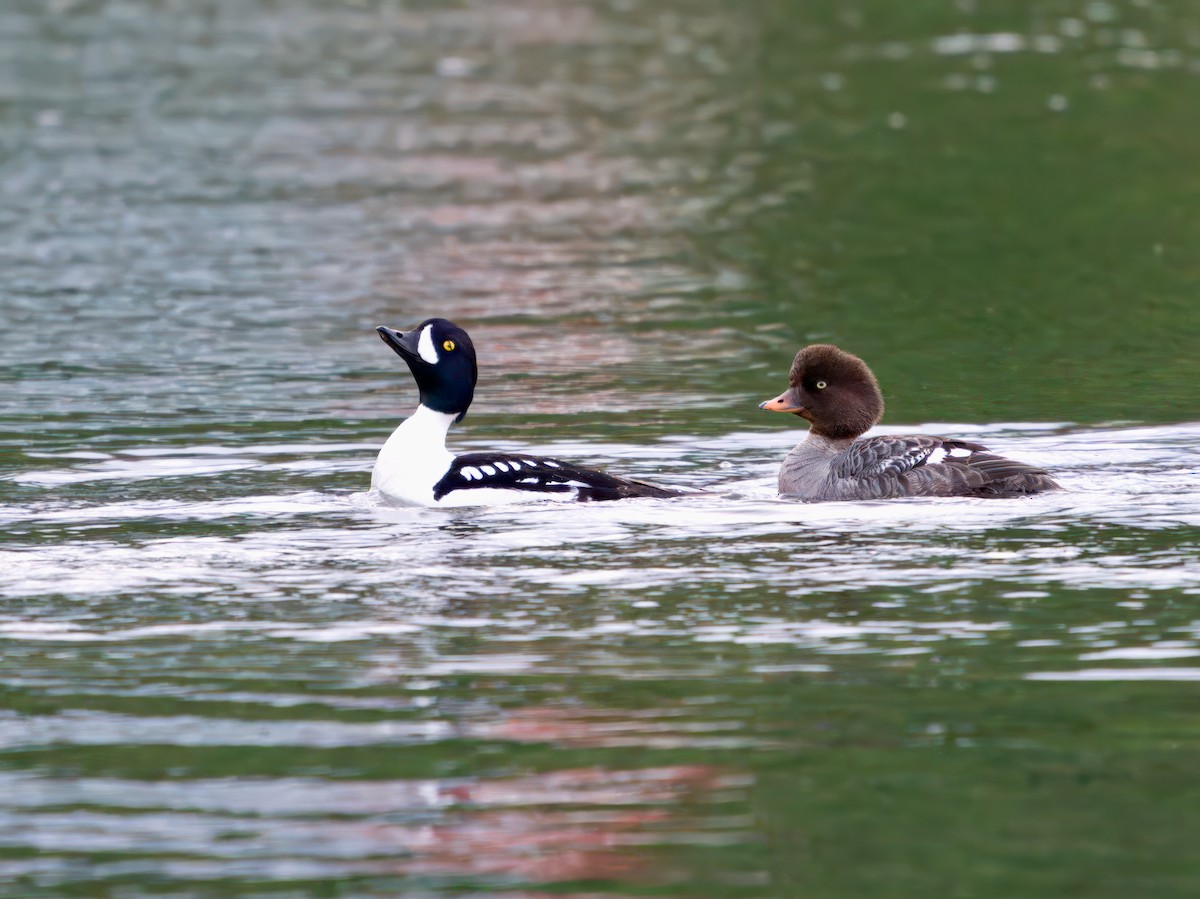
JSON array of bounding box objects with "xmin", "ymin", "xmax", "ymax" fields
[{"xmin": 345, "ymin": 764, "xmax": 742, "ymax": 883}]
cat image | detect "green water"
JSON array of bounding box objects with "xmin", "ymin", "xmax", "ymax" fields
[{"xmin": 2, "ymin": 0, "xmax": 1200, "ymax": 896}]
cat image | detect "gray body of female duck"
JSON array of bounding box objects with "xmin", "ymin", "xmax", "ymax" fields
[{"xmin": 760, "ymin": 344, "xmax": 1060, "ymax": 501}]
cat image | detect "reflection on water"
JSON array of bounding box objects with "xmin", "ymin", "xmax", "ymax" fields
[
  {"xmin": 0, "ymin": 765, "xmax": 746, "ymax": 887},
  {"xmin": 4, "ymin": 0, "xmax": 1200, "ymax": 896},
  {"xmin": 0, "ymin": 0, "xmax": 762, "ymax": 437}
]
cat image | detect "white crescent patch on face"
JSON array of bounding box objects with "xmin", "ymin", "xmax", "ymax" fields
[{"xmin": 417, "ymin": 324, "xmax": 439, "ymax": 364}]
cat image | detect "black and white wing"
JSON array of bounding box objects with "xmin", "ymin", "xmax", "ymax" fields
[
  {"xmin": 433, "ymin": 452, "xmax": 683, "ymax": 503},
  {"xmin": 831, "ymin": 436, "xmax": 986, "ymax": 480}
]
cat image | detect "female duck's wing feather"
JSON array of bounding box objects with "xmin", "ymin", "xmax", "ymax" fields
[
  {"xmin": 831, "ymin": 436, "xmax": 987, "ymax": 479},
  {"xmin": 433, "ymin": 452, "xmax": 683, "ymax": 503},
  {"xmin": 950, "ymin": 451, "xmax": 1060, "ymax": 495},
  {"xmin": 831, "ymin": 436, "xmax": 1057, "ymax": 497}
]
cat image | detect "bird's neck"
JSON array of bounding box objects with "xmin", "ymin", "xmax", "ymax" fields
[
  {"xmin": 396, "ymin": 404, "xmax": 458, "ymax": 449},
  {"xmin": 803, "ymin": 430, "xmax": 856, "ymax": 453}
]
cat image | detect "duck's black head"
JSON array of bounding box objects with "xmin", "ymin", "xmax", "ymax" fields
[
  {"xmin": 759, "ymin": 344, "xmax": 884, "ymax": 440},
  {"xmin": 377, "ymin": 318, "xmax": 478, "ymax": 422}
]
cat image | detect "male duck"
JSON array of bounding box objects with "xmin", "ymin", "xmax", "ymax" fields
[{"xmin": 371, "ymin": 318, "xmax": 684, "ymax": 506}]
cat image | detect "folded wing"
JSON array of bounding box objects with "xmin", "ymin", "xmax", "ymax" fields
[
  {"xmin": 833, "ymin": 435, "xmax": 1058, "ymax": 497},
  {"xmin": 433, "ymin": 452, "xmax": 683, "ymax": 502},
  {"xmin": 832, "ymin": 435, "xmax": 987, "ymax": 479}
]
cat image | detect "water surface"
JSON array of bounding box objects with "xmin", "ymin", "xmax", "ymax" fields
[{"xmin": 3, "ymin": 0, "xmax": 1200, "ymax": 896}]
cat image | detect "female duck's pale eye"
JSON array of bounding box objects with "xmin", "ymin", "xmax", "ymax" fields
[
  {"xmin": 442, "ymin": 340, "xmax": 456, "ymax": 352},
  {"xmin": 816, "ymin": 380, "xmax": 827, "ymax": 389}
]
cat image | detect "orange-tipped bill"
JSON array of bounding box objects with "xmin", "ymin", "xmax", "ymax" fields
[{"xmin": 759, "ymin": 388, "xmax": 805, "ymax": 414}]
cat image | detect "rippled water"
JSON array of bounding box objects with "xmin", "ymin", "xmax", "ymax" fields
[
  {"xmin": 4, "ymin": 0, "xmax": 1200, "ymax": 896},
  {"xmin": 5, "ymin": 421, "xmax": 1200, "ymax": 894}
]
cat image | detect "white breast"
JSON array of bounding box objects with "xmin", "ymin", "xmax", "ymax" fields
[{"xmin": 371, "ymin": 405, "xmax": 456, "ymax": 507}]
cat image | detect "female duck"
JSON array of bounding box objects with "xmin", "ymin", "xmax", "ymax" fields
[{"xmin": 759, "ymin": 344, "xmax": 1060, "ymax": 501}]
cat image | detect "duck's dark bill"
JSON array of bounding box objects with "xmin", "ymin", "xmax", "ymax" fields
[{"xmin": 377, "ymin": 326, "xmax": 420, "ymax": 359}]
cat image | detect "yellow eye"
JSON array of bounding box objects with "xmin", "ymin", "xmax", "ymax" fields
[
  {"xmin": 442, "ymin": 340, "xmax": 456, "ymax": 352},
  {"xmin": 816, "ymin": 380, "xmax": 827, "ymax": 389}
]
